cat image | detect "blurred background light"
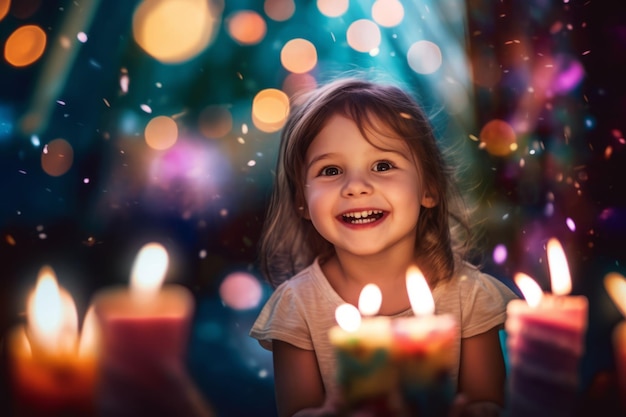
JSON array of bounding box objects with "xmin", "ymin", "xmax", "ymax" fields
[
  {"xmin": 407, "ymin": 40, "xmax": 442, "ymax": 75},
  {"xmin": 219, "ymin": 271, "xmax": 262, "ymax": 311},
  {"xmin": 346, "ymin": 19, "xmax": 381, "ymax": 53},
  {"xmin": 4, "ymin": 24, "xmax": 46, "ymax": 67},
  {"xmin": 479, "ymin": 119, "xmax": 518, "ymax": 157},
  {"xmin": 371, "ymin": 0, "xmax": 404, "ymax": 28},
  {"xmin": 280, "ymin": 38, "xmax": 317, "ymax": 74},
  {"xmin": 0, "ymin": 0, "xmax": 10, "ymax": 21},
  {"xmin": 226, "ymin": 10, "xmax": 266, "ymax": 46},
  {"xmin": 132, "ymin": 0, "xmax": 220, "ymax": 63},
  {"xmin": 317, "ymin": 0, "xmax": 348, "ymax": 18},
  {"xmin": 198, "ymin": 105, "xmax": 233, "ymax": 139},
  {"xmin": 281, "ymin": 73, "xmax": 317, "ymax": 101},
  {"xmin": 252, "ymin": 89, "xmax": 290, "ymax": 133},
  {"xmin": 144, "ymin": 115, "xmax": 178, "ymax": 150},
  {"xmin": 41, "ymin": 138, "xmax": 73, "ymax": 177},
  {"xmin": 264, "ymin": 0, "xmax": 295, "ymax": 22}
]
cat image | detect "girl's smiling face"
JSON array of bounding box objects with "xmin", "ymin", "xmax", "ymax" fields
[{"xmin": 303, "ymin": 113, "xmax": 436, "ymax": 258}]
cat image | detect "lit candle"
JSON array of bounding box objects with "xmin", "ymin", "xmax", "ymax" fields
[
  {"xmin": 329, "ymin": 269, "xmax": 457, "ymax": 416},
  {"xmin": 328, "ymin": 284, "xmax": 399, "ymax": 414},
  {"xmin": 92, "ymin": 242, "xmax": 194, "ymax": 411},
  {"xmin": 329, "ymin": 284, "xmax": 397, "ymax": 415},
  {"xmin": 391, "ymin": 266, "xmax": 457, "ymax": 417},
  {"xmin": 505, "ymin": 238, "xmax": 588, "ymax": 417},
  {"xmin": 7, "ymin": 266, "xmax": 98, "ymax": 416},
  {"xmin": 603, "ymin": 272, "xmax": 626, "ymax": 409}
]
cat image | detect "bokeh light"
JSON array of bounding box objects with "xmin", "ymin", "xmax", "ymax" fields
[
  {"xmin": 552, "ymin": 55, "xmax": 585, "ymax": 94},
  {"xmin": 8, "ymin": 0, "xmax": 40, "ymax": 19},
  {"xmin": 147, "ymin": 138, "xmax": 233, "ymax": 215},
  {"xmin": 0, "ymin": 105, "xmax": 13, "ymax": 141},
  {"xmin": 479, "ymin": 119, "xmax": 518, "ymax": 157},
  {"xmin": 252, "ymin": 88, "xmax": 290, "ymax": 133},
  {"xmin": 198, "ymin": 105, "xmax": 233, "ymax": 139},
  {"xmin": 282, "ymin": 73, "xmax": 317, "ymax": 101},
  {"xmin": 493, "ymin": 244, "xmax": 508, "ymax": 264},
  {"xmin": 145, "ymin": 116, "xmax": 178, "ymax": 150},
  {"xmin": 132, "ymin": 0, "xmax": 219, "ymax": 63},
  {"xmin": 280, "ymin": 38, "xmax": 318, "ymax": 74},
  {"xmin": 407, "ymin": 40, "xmax": 442, "ymax": 75},
  {"xmin": 317, "ymin": 0, "xmax": 348, "ymax": 18},
  {"xmin": 219, "ymin": 272, "xmax": 263, "ymax": 310},
  {"xmin": 346, "ymin": 19, "xmax": 381, "ymax": 53},
  {"xmin": 0, "ymin": 0, "xmax": 10, "ymax": 21},
  {"xmin": 264, "ymin": 0, "xmax": 295, "ymax": 22},
  {"xmin": 41, "ymin": 138, "xmax": 73, "ymax": 177},
  {"xmin": 4, "ymin": 24, "xmax": 46, "ymax": 67},
  {"xmin": 226, "ymin": 10, "xmax": 267, "ymax": 46},
  {"xmin": 372, "ymin": 0, "xmax": 404, "ymax": 27}
]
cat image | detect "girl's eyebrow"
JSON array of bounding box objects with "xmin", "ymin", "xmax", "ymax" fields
[
  {"xmin": 306, "ymin": 148, "xmax": 410, "ymax": 170},
  {"xmin": 371, "ymin": 148, "xmax": 413, "ymax": 163},
  {"xmin": 306, "ymin": 153, "xmax": 334, "ymax": 171}
]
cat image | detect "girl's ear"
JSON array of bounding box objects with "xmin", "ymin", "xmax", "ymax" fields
[{"xmin": 421, "ymin": 191, "xmax": 438, "ymax": 208}]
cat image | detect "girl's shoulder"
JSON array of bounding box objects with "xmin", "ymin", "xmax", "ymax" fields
[
  {"xmin": 276, "ymin": 258, "xmax": 323, "ymax": 289},
  {"xmin": 434, "ymin": 262, "xmax": 518, "ymax": 309},
  {"xmin": 272, "ymin": 257, "xmax": 338, "ymax": 301},
  {"xmin": 437, "ymin": 263, "xmax": 519, "ymax": 338},
  {"xmin": 455, "ymin": 261, "xmax": 517, "ymax": 296}
]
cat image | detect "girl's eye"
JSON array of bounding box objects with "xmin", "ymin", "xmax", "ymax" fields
[
  {"xmin": 320, "ymin": 166, "xmax": 341, "ymax": 176},
  {"xmin": 373, "ymin": 161, "xmax": 394, "ymax": 172}
]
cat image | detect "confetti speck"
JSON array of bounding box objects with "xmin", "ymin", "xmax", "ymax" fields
[{"xmin": 566, "ymin": 218, "xmax": 576, "ymax": 232}]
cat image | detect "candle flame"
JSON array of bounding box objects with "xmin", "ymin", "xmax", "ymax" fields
[
  {"xmin": 26, "ymin": 266, "xmax": 79, "ymax": 356},
  {"xmin": 514, "ymin": 272, "xmax": 544, "ymax": 308},
  {"xmin": 14, "ymin": 326, "xmax": 33, "ymax": 358},
  {"xmin": 78, "ymin": 305, "xmax": 99, "ymax": 358},
  {"xmin": 335, "ymin": 303, "xmax": 361, "ymax": 332},
  {"xmin": 547, "ymin": 238, "xmax": 572, "ymax": 295},
  {"xmin": 130, "ymin": 242, "xmax": 169, "ymax": 299},
  {"xmin": 358, "ymin": 283, "xmax": 382, "ymax": 316},
  {"xmin": 604, "ymin": 272, "xmax": 626, "ymax": 318},
  {"xmin": 406, "ymin": 265, "xmax": 434, "ymax": 316}
]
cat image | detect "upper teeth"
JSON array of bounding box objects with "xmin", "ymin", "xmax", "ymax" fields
[{"xmin": 343, "ymin": 210, "xmax": 382, "ymax": 219}]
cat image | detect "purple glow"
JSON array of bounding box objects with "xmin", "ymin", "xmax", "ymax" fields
[
  {"xmin": 493, "ymin": 244, "xmax": 508, "ymax": 264},
  {"xmin": 566, "ymin": 217, "xmax": 576, "ymax": 232},
  {"xmin": 553, "ymin": 56, "xmax": 584, "ymax": 94}
]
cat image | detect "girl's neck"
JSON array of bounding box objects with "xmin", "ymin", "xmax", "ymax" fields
[{"xmin": 321, "ymin": 250, "xmax": 414, "ymax": 316}]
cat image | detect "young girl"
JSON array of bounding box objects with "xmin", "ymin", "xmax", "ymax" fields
[{"xmin": 250, "ymin": 77, "xmax": 517, "ymax": 417}]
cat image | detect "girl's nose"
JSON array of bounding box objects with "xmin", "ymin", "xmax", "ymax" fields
[{"xmin": 341, "ymin": 173, "xmax": 373, "ymax": 197}]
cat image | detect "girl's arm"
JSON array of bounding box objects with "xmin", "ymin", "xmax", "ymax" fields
[
  {"xmin": 273, "ymin": 340, "xmax": 326, "ymax": 417},
  {"xmin": 457, "ymin": 325, "xmax": 506, "ymax": 414}
]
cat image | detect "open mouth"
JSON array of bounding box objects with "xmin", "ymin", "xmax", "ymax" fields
[{"xmin": 340, "ymin": 210, "xmax": 385, "ymax": 224}]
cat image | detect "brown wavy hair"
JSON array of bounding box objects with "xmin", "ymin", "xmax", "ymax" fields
[{"xmin": 259, "ymin": 77, "xmax": 473, "ymax": 288}]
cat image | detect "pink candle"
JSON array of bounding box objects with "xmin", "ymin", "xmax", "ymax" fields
[
  {"xmin": 7, "ymin": 266, "xmax": 98, "ymax": 417},
  {"xmin": 603, "ymin": 272, "xmax": 626, "ymax": 410},
  {"xmin": 93, "ymin": 243, "xmax": 194, "ymax": 410},
  {"xmin": 505, "ymin": 238, "xmax": 588, "ymax": 417}
]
